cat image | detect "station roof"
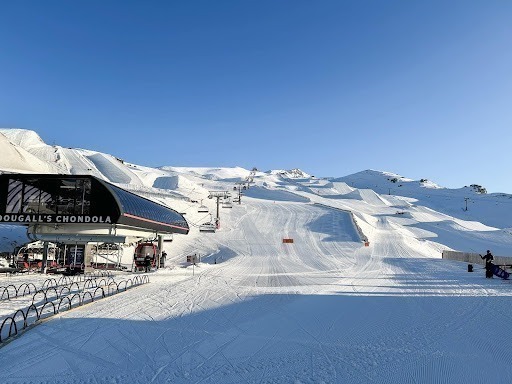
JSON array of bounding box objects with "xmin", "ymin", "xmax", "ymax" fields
[{"xmin": 0, "ymin": 173, "xmax": 189, "ymax": 236}]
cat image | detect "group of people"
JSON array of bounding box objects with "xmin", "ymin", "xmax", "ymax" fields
[{"xmin": 143, "ymin": 251, "xmax": 168, "ymax": 272}]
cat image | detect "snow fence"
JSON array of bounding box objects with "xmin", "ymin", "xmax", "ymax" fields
[{"xmin": 442, "ymin": 251, "xmax": 512, "ymax": 266}]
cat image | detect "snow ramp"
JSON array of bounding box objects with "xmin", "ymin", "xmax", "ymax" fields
[
  {"xmin": 153, "ymin": 175, "xmax": 179, "ymax": 190},
  {"xmin": 57, "ymin": 148, "xmax": 102, "ymax": 175},
  {"xmin": 341, "ymin": 189, "xmax": 390, "ymax": 206},
  {"xmin": 86, "ymin": 153, "xmax": 139, "ymax": 184},
  {"xmin": 358, "ymin": 189, "xmax": 391, "ymax": 206},
  {"xmin": 243, "ymin": 186, "xmax": 310, "ymax": 202},
  {"xmin": 331, "ymin": 182, "xmax": 354, "ymax": 195}
]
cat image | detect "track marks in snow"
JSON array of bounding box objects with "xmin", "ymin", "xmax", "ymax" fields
[{"xmin": 3, "ymin": 196, "xmax": 512, "ymax": 383}]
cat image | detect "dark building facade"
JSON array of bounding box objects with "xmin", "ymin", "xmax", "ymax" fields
[{"xmin": 0, "ymin": 174, "xmax": 189, "ymax": 238}]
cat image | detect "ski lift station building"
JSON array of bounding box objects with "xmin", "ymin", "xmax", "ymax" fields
[{"xmin": 0, "ymin": 173, "xmax": 189, "ymax": 270}]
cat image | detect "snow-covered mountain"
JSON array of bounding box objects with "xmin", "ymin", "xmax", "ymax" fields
[
  {"xmin": 268, "ymin": 168, "xmax": 312, "ymax": 179},
  {"xmin": 334, "ymin": 169, "xmax": 512, "ymax": 229},
  {"xmin": 2, "ymin": 128, "xmax": 512, "ymax": 384},
  {"xmin": 1, "ymin": 127, "xmax": 511, "ymax": 256}
]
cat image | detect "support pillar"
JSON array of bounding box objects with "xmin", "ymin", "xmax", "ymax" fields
[
  {"xmin": 157, "ymin": 235, "xmax": 163, "ymax": 269},
  {"xmin": 84, "ymin": 243, "xmax": 94, "ymax": 273},
  {"xmin": 41, "ymin": 241, "xmax": 49, "ymax": 274}
]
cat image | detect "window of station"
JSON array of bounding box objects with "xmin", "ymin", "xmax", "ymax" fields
[
  {"xmin": 56, "ymin": 179, "xmax": 91, "ymax": 215},
  {"xmin": 23, "ymin": 180, "xmax": 53, "ymax": 214},
  {"xmin": 6, "ymin": 178, "xmax": 92, "ymax": 215}
]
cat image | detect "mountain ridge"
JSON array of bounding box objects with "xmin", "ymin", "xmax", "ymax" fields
[{"xmin": 0, "ymin": 128, "xmax": 511, "ymax": 232}]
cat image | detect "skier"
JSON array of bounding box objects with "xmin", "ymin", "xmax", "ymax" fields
[
  {"xmin": 480, "ymin": 250, "xmax": 494, "ymax": 278},
  {"xmin": 144, "ymin": 253, "xmax": 151, "ymax": 273}
]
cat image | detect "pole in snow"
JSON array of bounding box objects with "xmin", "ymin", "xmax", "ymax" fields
[
  {"xmin": 208, "ymin": 190, "xmax": 230, "ymax": 229},
  {"xmin": 41, "ymin": 241, "xmax": 49, "ymax": 274}
]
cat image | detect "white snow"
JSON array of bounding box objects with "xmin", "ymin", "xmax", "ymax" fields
[{"xmin": 0, "ymin": 128, "xmax": 512, "ymax": 383}]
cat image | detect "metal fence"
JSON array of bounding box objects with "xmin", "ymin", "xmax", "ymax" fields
[{"xmin": 0, "ymin": 274, "xmax": 149, "ymax": 344}]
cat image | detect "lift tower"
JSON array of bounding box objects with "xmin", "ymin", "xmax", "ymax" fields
[
  {"xmin": 234, "ymin": 182, "xmax": 245, "ymax": 204},
  {"xmin": 208, "ymin": 191, "xmax": 231, "ymax": 228}
]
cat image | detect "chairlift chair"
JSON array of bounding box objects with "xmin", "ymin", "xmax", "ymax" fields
[{"xmin": 199, "ymin": 222, "xmax": 216, "ymax": 232}]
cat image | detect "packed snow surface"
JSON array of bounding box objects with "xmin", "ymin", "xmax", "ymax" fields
[{"xmin": 0, "ymin": 128, "xmax": 512, "ymax": 383}]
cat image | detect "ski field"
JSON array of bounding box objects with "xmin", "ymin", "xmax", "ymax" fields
[
  {"xmin": 1, "ymin": 1, "xmax": 511, "ymax": 381},
  {"xmin": 1, "ymin": 192, "xmax": 512, "ymax": 383},
  {"xmin": 0, "ymin": 129, "xmax": 512, "ymax": 383}
]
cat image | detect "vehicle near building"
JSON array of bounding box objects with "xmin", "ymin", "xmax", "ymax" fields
[
  {"xmin": 133, "ymin": 241, "xmax": 159, "ymax": 271},
  {"xmin": 16, "ymin": 241, "xmax": 59, "ymax": 270}
]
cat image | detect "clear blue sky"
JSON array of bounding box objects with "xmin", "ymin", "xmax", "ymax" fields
[{"xmin": 1, "ymin": 1, "xmax": 511, "ymax": 192}]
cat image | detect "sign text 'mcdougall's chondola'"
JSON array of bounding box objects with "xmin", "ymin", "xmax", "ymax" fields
[{"xmin": 0, "ymin": 214, "xmax": 112, "ymax": 224}]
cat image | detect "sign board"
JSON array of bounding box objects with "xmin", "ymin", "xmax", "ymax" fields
[
  {"xmin": 0, "ymin": 214, "xmax": 112, "ymax": 224},
  {"xmin": 282, "ymin": 238, "xmax": 294, "ymax": 244},
  {"xmin": 187, "ymin": 254, "xmax": 198, "ymax": 263}
]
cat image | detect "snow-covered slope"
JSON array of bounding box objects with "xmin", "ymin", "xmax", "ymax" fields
[
  {"xmin": 2, "ymin": 128, "xmax": 512, "ymax": 383},
  {"xmin": 1, "ymin": 128, "xmax": 511, "ymax": 256},
  {"xmin": 1, "ymin": 163, "xmax": 512, "ymax": 383},
  {"xmin": 0, "ymin": 130, "xmax": 62, "ymax": 173},
  {"xmin": 334, "ymin": 169, "xmax": 512, "ymax": 229}
]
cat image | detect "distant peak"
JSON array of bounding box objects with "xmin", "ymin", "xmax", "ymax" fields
[{"xmin": 270, "ymin": 168, "xmax": 312, "ymax": 179}]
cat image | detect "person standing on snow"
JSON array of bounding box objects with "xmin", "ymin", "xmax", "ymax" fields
[
  {"xmin": 480, "ymin": 250, "xmax": 494, "ymax": 278},
  {"xmin": 144, "ymin": 253, "xmax": 152, "ymax": 273}
]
